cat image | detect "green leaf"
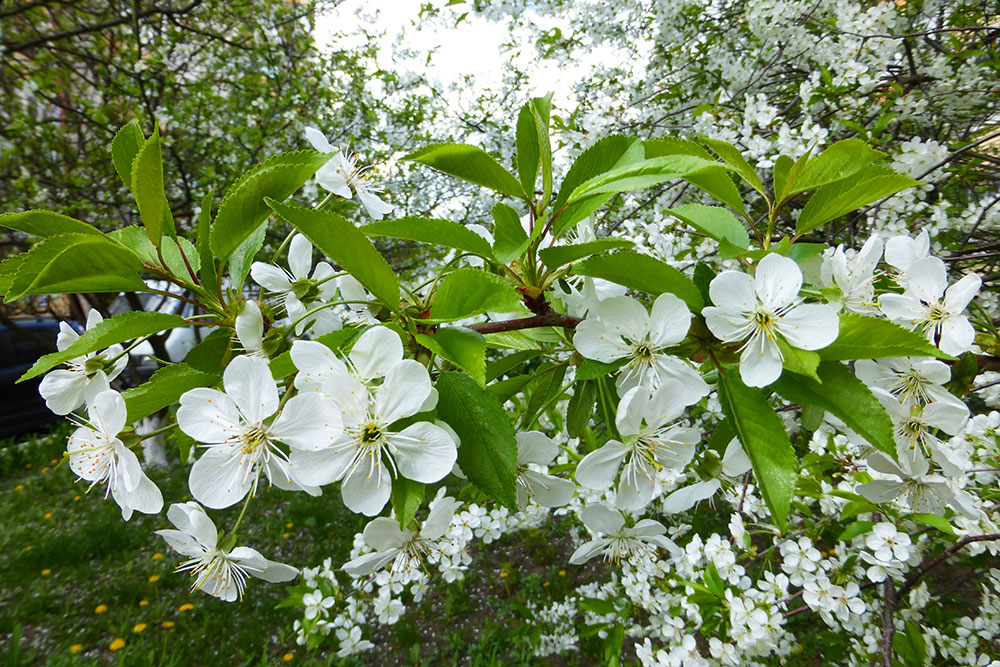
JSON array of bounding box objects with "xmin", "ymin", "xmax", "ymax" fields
[
  {"xmin": 491, "ymin": 203, "xmax": 530, "ymax": 263},
  {"xmin": 196, "ymin": 189, "xmax": 218, "ymax": 295},
  {"xmin": 266, "ymin": 199, "xmax": 400, "ymax": 312},
  {"xmin": 579, "ymin": 597, "xmax": 616, "ymax": 616},
  {"xmin": 5, "ymin": 234, "xmax": 146, "ymax": 302},
  {"xmin": 362, "ymin": 217, "xmax": 493, "ymax": 258},
  {"xmin": 130, "ymin": 127, "xmax": 175, "ymax": 247},
  {"xmin": 228, "ymin": 223, "xmax": 266, "ymax": 291},
  {"xmin": 665, "ymin": 204, "xmax": 749, "ymax": 248},
  {"xmin": 775, "ymin": 338, "xmax": 821, "ymax": 383},
  {"xmin": 716, "ymin": 368, "xmax": 798, "ymax": 530},
  {"xmin": 429, "ymin": 269, "xmax": 521, "ymax": 321},
  {"xmin": 403, "ymin": 143, "xmax": 525, "ymax": 198},
  {"xmin": 772, "ymin": 361, "xmax": 896, "ymax": 459},
  {"xmin": 554, "ymin": 135, "xmax": 643, "ymax": 208},
  {"xmin": 417, "ymin": 327, "xmax": 486, "ymax": 385},
  {"xmin": 516, "ymin": 104, "xmax": 541, "ymax": 196},
  {"xmin": 108, "ymin": 226, "xmax": 200, "ymax": 281},
  {"xmin": 183, "ymin": 329, "xmax": 233, "ymax": 374},
  {"xmin": 483, "ymin": 330, "xmax": 541, "ymax": 351},
  {"xmin": 700, "ymin": 137, "xmax": 765, "ymax": 195},
  {"xmin": 796, "ymin": 166, "xmax": 918, "ymax": 235},
  {"xmin": 773, "ymin": 155, "xmax": 793, "ymax": 202},
  {"xmin": 122, "ymin": 363, "xmax": 219, "ymax": 423},
  {"xmin": 572, "ymin": 251, "xmax": 703, "ymax": 310},
  {"xmin": 436, "ymin": 371, "xmax": 518, "ymax": 508},
  {"xmin": 531, "ymin": 93, "xmax": 554, "ymax": 208},
  {"xmin": 211, "ymin": 151, "xmax": 331, "ymax": 262},
  {"xmin": 0, "ymin": 210, "xmax": 102, "ymax": 238},
  {"xmin": 577, "ymin": 357, "xmax": 627, "ymax": 381},
  {"xmin": 110, "ymin": 119, "xmax": 145, "ymax": 189},
  {"xmin": 538, "ymin": 239, "xmax": 634, "ymax": 270},
  {"xmin": 521, "ymin": 362, "xmax": 567, "ymax": 428},
  {"xmin": 488, "ymin": 374, "xmax": 534, "ymax": 403},
  {"xmin": 784, "ymin": 138, "xmax": 884, "ymax": 197},
  {"xmin": 909, "ymin": 513, "xmax": 955, "ymax": 535},
  {"xmin": 485, "ymin": 350, "xmax": 540, "ymax": 383},
  {"xmin": 837, "ymin": 520, "xmax": 874, "ymax": 542},
  {"xmin": 567, "ymin": 380, "xmax": 597, "ymax": 438},
  {"xmin": 819, "ymin": 313, "xmax": 949, "ymax": 360},
  {"xmin": 390, "ymin": 477, "xmax": 424, "ymax": 530},
  {"xmin": 19, "ymin": 311, "xmax": 189, "ymax": 382},
  {"xmin": 646, "ymin": 138, "xmax": 744, "ymax": 212},
  {"xmin": 566, "ymin": 155, "xmax": 722, "ymax": 203}
]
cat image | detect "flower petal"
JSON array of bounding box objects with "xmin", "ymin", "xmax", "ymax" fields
[
  {"xmin": 569, "ymin": 538, "xmax": 609, "ymax": 565},
  {"xmin": 235, "ymin": 301, "xmax": 264, "ymax": 356},
  {"xmin": 177, "ymin": 388, "xmax": 243, "ymax": 443},
  {"xmin": 943, "ymin": 273, "xmax": 981, "ymax": 313},
  {"xmin": 288, "ymin": 234, "xmax": 314, "ymax": 281},
  {"xmin": 39, "ymin": 370, "xmax": 87, "ymax": 415},
  {"xmin": 776, "ymin": 303, "xmax": 839, "ymax": 350},
  {"xmin": 579, "ymin": 503, "xmax": 625, "ymax": 534},
  {"xmin": 224, "ymin": 355, "xmax": 278, "ymax": 425},
  {"xmin": 375, "ymin": 360, "xmax": 431, "ymax": 424},
  {"xmin": 596, "ymin": 296, "xmax": 650, "ymax": 341},
  {"xmin": 661, "ymin": 480, "xmax": 720, "ymax": 513},
  {"xmin": 516, "ymin": 431, "xmax": 559, "ymax": 466},
  {"xmin": 648, "ymin": 293, "xmax": 691, "ymax": 347},
  {"xmin": 229, "ymin": 546, "xmax": 298, "ymax": 582},
  {"xmin": 575, "ymin": 440, "xmax": 629, "ymax": 490},
  {"xmin": 167, "ymin": 501, "xmax": 218, "ymax": 548},
  {"xmin": 754, "ymin": 253, "xmax": 802, "ymax": 309},
  {"xmin": 739, "ymin": 332, "xmax": 784, "ymax": 387},
  {"xmin": 389, "ymin": 422, "xmax": 457, "ymax": 484},
  {"xmin": 250, "ymin": 262, "xmax": 292, "ymax": 293},
  {"xmin": 363, "ymin": 517, "xmax": 407, "ymax": 551},
  {"xmin": 709, "ymin": 270, "xmax": 755, "ymax": 313},
  {"xmin": 350, "ymin": 327, "xmax": 404, "ymax": 382},
  {"xmin": 615, "ymin": 385, "xmax": 650, "ymax": 436},
  {"xmin": 304, "ymin": 126, "xmax": 333, "ymax": 152},
  {"xmin": 905, "ymin": 256, "xmax": 946, "ymax": 303},
  {"xmin": 572, "ymin": 319, "xmax": 631, "ymax": 363},
  {"xmin": 290, "ymin": 340, "xmax": 348, "ymax": 392},
  {"xmin": 340, "ymin": 462, "xmax": 392, "ymax": 516},
  {"xmin": 520, "ymin": 470, "xmax": 575, "ymax": 508},
  {"xmin": 939, "ymin": 316, "xmax": 975, "ymax": 356},
  {"xmin": 357, "ymin": 190, "xmax": 394, "ymax": 220},
  {"xmin": 288, "ymin": 442, "xmax": 356, "ymax": 486},
  {"xmin": 270, "ymin": 394, "xmax": 342, "ymax": 450},
  {"xmin": 189, "ymin": 447, "xmax": 255, "ymax": 509}
]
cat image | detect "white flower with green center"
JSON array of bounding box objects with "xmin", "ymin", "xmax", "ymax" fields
[
  {"xmin": 884, "ymin": 230, "xmax": 930, "ymax": 273},
  {"xmin": 155, "ymin": 502, "xmax": 297, "ymax": 602},
  {"xmin": 178, "ymin": 355, "xmax": 341, "ymax": 509},
  {"xmin": 250, "ymin": 233, "xmax": 340, "ymax": 332},
  {"xmin": 234, "ymin": 301, "xmax": 267, "ymax": 359},
  {"xmin": 872, "ymin": 387, "xmax": 968, "ymax": 476},
  {"xmin": 572, "ymin": 293, "xmax": 708, "ymax": 396},
  {"xmin": 857, "ymin": 452, "xmax": 973, "ymax": 517},
  {"xmin": 568, "ymin": 503, "xmax": 678, "ymax": 565},
  {"xmin": 290, "ymin": 326, "xmax": 403, "ymax": 395},
  {"xmin": 575, "ymin": 380, "xmax": 702, "ymax": 511},
  {"xmin": 819, "ymin": 235, "xmax": 883, "ymax": 314},
  {"xmin": 67, "ymin": 390, "xmax": 162, "ymax": 521},
  {"xmin": 287, "ymin": 354, "xmax": 457, "ymax": 516},
  {"xmin": 39, "ymin": 310, "xmax": 128, "ymax": 415},
  {"xmin": 514, "ymin": 431, "xmax": 575, "ymax": 509},
  {"xmin": 879, "ymin": 256, "xmax": 981, "ymax": 356},
  {"xmin": 343, "ymin": 496, "xmax": 462, "ymax": 578},
  {"xmin": 702, "ymin": 253, "xmax": 840, "ymax": 388},
  {"xmin": 855, "ymin": 357, "xmax": 966, "ymax": 409},
  {"xmin": 305, "ymin": 127, "xmax": 393, "ymax": 220}
]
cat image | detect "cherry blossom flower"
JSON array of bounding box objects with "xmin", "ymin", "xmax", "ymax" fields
[
  {"xmin": 872, "ymin": 387, "xmax": 968, "ymax": 475},
  {"xmin": 177, "ymin": 355, "xmax": 339, "ymax": 509},
  {"xmin": 865, "ymin": 523, "xmax": 911, "ymax": 563},
  {"xmin": 855, "ymin": 357, "xmax": 965, "ymax": 409},
  {"xmin": 569, "ymin": 503, "xmax": 678, "ymax": 565},
  {"xmin": 234, "ymin": 301, "xmax": 267, "ymax": 358},
  {"xmin": 575, "ymin": 380, "xmax": 702, "ymax": 511},
  {"xmin": 290, "ymin": 326, "xmax": 401, "ymax": 394},
  {"xmin": 343, "ymin": 497, "xmax": 461, "ymax": 578},
  {"xmin": 819, "ymin": 235, "xmax": 883, "ymax": 313},
  {"xmin": 39, "ymin": 310, "xmax": 128, "ymax": 415},
  {"xmin": 857, "ymin": 452, "xmax": 965, "ymax": 516},
  {"xmin": 287, "ymin": 348, "xmax": 456, "ymax": 516},
  {"xmin": 515, "ymin": 431, "xmax": 575, "ymax": 509},
  {"xmin": 250, "ymin": 233, "xmax": 341, "ymax": 332},
  {"xmin": 884, "ymin": 230, "xmax": 930, "ymax": 273},
  {"xmin": 573, "ymin": 293, "xmax": 708, "ymax": 395},
  {"xmin": 155, "ymin": 501, "xmax": 297, "ymax": 602},
  {"xmin": 703, "ymin": 253, "xmax": 839, "ymax": 387},
  {"xmin": 305, "ymin": 127, "xmax": 393, "ymax": 220},
  {"xmin": 879, "ymin": 256, "xmax": 981, "ymax": 356},
  {"xmin": 67, "ymin": 390, "xmax": 162, "ymax": 520}
]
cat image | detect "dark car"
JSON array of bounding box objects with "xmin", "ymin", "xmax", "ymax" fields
[{"xmin": 0, "ymin": 318, "xmax": 80, "ymax": 438}]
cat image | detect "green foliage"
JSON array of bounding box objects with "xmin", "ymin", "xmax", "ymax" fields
[
  {"xmin": 362, "ymin": 217, "xmax": 494, "ymax": 258},
  {"xmin": 130, "ymin": 127, "xmax": 175, "ymax": 248},
  {"xmin": 416, "ymin": 327, "xmax": 487, "ymax": 385},
  {"xmin": 122, "ymin": 363, "xmax": 219, "ymax": 423},
  {"xmin": 538, "ymin": 239, "xmax": 633, "ymax": 269},
  {"xmin": 573, "ymin": 250, "xmax": 703, "ymax": 309},
  {"xmin": 819, "ymin": 313, "xmax": 950, "ymax": 360},
  {"xmin": 404, "ymin": 143, "xmax": 525, "ymax": 198},
  {"xmin": 0, "ymin": 210, "xmax": 102, "ymax": 238},
  {"xmin": 491, "ymin": 203, "xmax": 530, "ymax": 263},
  {"xmin": 428, "ymin": 269, "xmax": 521, "ymax": 321},
  {"xmin": 390, "ymin": 477, "xmax": 424, "ymax": 530}
]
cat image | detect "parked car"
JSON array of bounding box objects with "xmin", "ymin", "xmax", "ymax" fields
[{"xmin": 0, "ymin": 318, "xmax": 81, "ymax": 438}]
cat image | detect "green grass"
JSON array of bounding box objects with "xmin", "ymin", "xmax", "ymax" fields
[{"xmin": 0, "ymin": 426, "xmax": 605, "ymax": 666}]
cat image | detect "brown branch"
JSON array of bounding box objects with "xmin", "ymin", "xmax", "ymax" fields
[
  {"xmin": 2, "ymin": 0, "xmax": 205, "ymax": 54},
  {"xmin": 466, "ymin": 311, "xmax": 582, "ymax": 335},
  {"xmin": 895, "ymin": 533, "xmax": 1000, "ymax": 602},
  {"xmin": 977, "ymin": 355, "xmax": 1000, "ymax": 374}
]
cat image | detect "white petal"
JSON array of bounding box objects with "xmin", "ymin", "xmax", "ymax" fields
[
  {"xmin": 575, "ymin": 440, "xmax": 629, "ymax": 490},
  {"xmin": 343, "ymin": 550, "xmax": 398, "ymax": 577},
  {"xmin": 375, "ymin": 360, "xmax": 431, "ymax": 424},
  {"xmin": 166, "ymin": 501, "xmax": 218, "ymax": 548},
  {"xmin": 357, "ymin": 190, "xmax": 394, "ymax": 220},
  {"xmin": 644, "ymin": 379, "xmax": 700, "ymax": 428},
  {"xmin": 39, "ymin": 370, "xmax": 87, "ymax": 415},
  {"xmin": 754, "ymin": 253, "xmax": 802, "ymax": 309},
  {"xmin": 56, "ymin": 321, "xmax": 80, "ymax": 351},
  {"xmin": 722, "ymin": 438, "xmax": 752, "ymax": 476},
  {"xmin": 224, "ymin": 355, "xmax": 278, "ymax": 425},
  {"xmin": 516, "ymin": 431, "xmax": 559, "ymax": 466},
  {"xmin": 630, "ymin": 518, "xmax": 669, "ymax": 537},
  {"xmin": 661, "ymin": 480, "xmax": 720, "ymax": 513},
  {"xmin": 67, "ymin": 429, "xmax": 110, "ymax": 482},
  {"xmin": 879, "ymin": 294, "xmax": 924, "ymax": 324},
  {"xmin": 938, "ymin": 317, "xmax": 975, "ymax": 356},
  {"xmin": 702, "ymin": 307, "xmax": 752, "ymax": 343},
  {"xmin": 304, "ymin": 126, "xmax": 333, "ymax": 152},
  {"xmin": 189, "ymin": 447, "xmax": 255, "ymax": 509},
  {"xmin": 290, "ymin": 340, "xmax": 348, "ymax": 392},
  {"xmin": 596, "ymin": 296, "xmax": 650, "ymax": 341},
  {"xmin": 363, "ymin": 517, "xmax": 407, "ymax": 550},
  {"xmin": 288, "ymin": 234, "xmax": 314, "ymax": 281},
  {"xmin": 421, "ymin": 497, "xmax": 462, "ymax": 540},
  {"xmin": 229, "ymin": 546, "xmax": 298, "ymax": 582},
  {"xmin": 615, "ymin": 386, "xmax": 650, "ymax": 436},
  {"xmin": 114, "ymin": 461, "xmax": 163, "ymax": 520},
  {"xmin": 270, "ymin": 394, "xmax": 342, "ymax": 450},
  {"xmin": 155, "ymin": 528, "xmax": 206, "ymax": 559},
  {"xmin": 579, "ymin": 503, "xmax": 625, "ymax": 534},
  {"xmin": 350, "ymin": 327, "xmax": 404, "ymax": 382},
  {"xmin": 91, "ymin": 390, "xmax": 127, "ymax": 436},
  {"xmin": 572, "ymin": 320, "xmax": 631, "ymax": 363},
  {"xmin": 923, "ymin": 401, "xmax": 969, "ymax": 435},
  {"xmin": 520, "ymin": 470, "xmax": 575, "ymax": 508},
  {"xmin": 709, "ymin": 271, "xmax": 755, "ymax": 313},
  {"xmin": 614, "ymin": 463, "xmax": 657, "ymax": 510},
  {"xmin": 177, "ymin": 388, "xmax": 243, "ymax": 443},
  {"xmin": 389, "ymin": 422, "xmax": 457, "ymax": 484},
  {"xmin": 288, "ymin": 443, "xmax": 356, "ymax": 486},
  {"xmin": 648, "ymin": 293, "xmax": 691, "ymax": 347},
  {"xmin": 905, "ymin": 256, "xmax": 946, "ymax": 303},
  {"xmin": 250, "ymin": 263, "xmax": 292, "ymax": 293},
  {"xmin": 85, "ymin": 309, "xmax": 104, "ymax": 330},
  {"xmin": 340, "ymin": 463, "xmax": 392, "ymax": 516},
  {"xmin": 739, "ymin": 333, "xmax": 784, "ymax": 387},
  {"xmin": 943, "ymin": 273, "xmax": 981, "ymax": 313},
  {"xmin": 235, "ymin": 301, "xmax": 264, "ymax": 356},
  {"xmin": 856, "ymin": 480, "xmax": 902, "ymax": 505},
  {"xmin": 569, "ymin": 538, "xmax": 609, "ymax": 565},
  {"xmin": 776, "ymin": 304, "xmax": 839, "ymax": 350}
]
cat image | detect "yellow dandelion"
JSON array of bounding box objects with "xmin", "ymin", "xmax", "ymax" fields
[
  {"xmin": 15, "ymin": 484, "xmax": 24, "ymax": 491},
  {"xmin": 94, "ymin": 604, "xmax": 108, "ymax": 614},
  {"xmin": 24, "ymin": 545, "xmax": 32, "ymax": 552},
  {"xmin": 43, "ymin": 512, "xmax": 53, "ymax": 519},
  {"xmin": 152, "ymin": 552, "xmax": 164, "ymax": 560},
  {"xmin": 148, "ymin": 575, "xmax": 160, "ymax": 583},
  {"xmin": 70, "ymin": 644, "xmax": 83, "ymax": 654},
  {"xmin": 162, "ymin": 621, "xmax": 175, "ymax": 629},
  {"xmin": 109, "ymin": 638, "xmax": 125, "ymax": 651},
  {"xmin": 558, "ymin": 570, "xmax": 566, "ymax": 576},
  {"xmin": 73, "ymin": 495, "xmax": 81, "ymax": 501},
  {"xmin": 285, "ymin": 522, "xmax": 294, "ymax": 529},
  {"xmin": 178, "ymin": 603, "xmax": 195, "ymax": 613},
  {"xmin": 499, "ymin": 571, "xmax": 508, "ymax": 578},
  {"xmin": 282, "ymin": 532, "xmax": 291, "ymax": 539},
  {"xmin": 41, "ymin": 569, "xmax": 51, "ymax": 576},
  {"xmin": 139, "ymin": 600, "xmax": 148, "ymax": 607},
  {"xmin": 283, "ymin": 652, "xmax": 294, "ymax": 662},
  {"xmin": 41, "ymin": 466, "xmax": 50, "ymax": 472},
  {"xmin": 133, "ymin": 623, "xmax": 147, "ymax": 634}
]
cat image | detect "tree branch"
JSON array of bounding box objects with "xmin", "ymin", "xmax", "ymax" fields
[{"xmin": 466, "ymin": 311, "xmax": 582, "ymax": 335}]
